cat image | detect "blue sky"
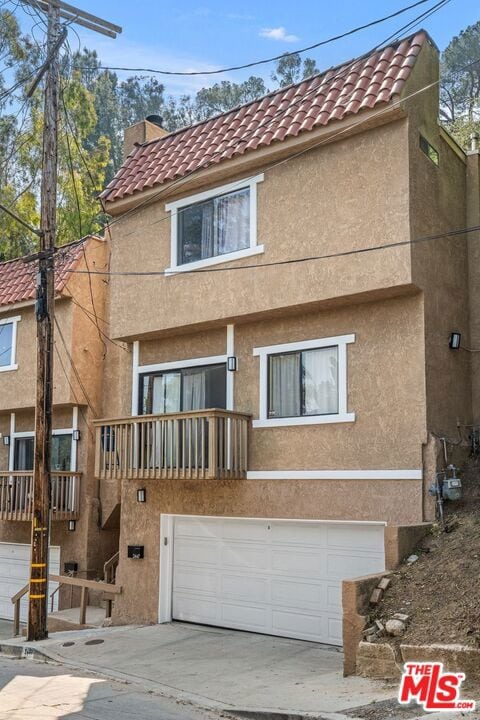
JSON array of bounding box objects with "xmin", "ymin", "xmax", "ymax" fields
[{"xmin": 20, "ymin": 0, "xmax": 480, "ymax": 97}]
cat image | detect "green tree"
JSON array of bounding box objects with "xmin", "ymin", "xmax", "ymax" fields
[
  {"xmin": 195, "ymin": 76, "xmax": 268, "ymax": 119},
  {"xmin": 271, "ymin": 53, "xmax": 319, "ymax": 87},
  {"xmin": 440, "ymin": 21, "xmax": 480, "ymax": 148}
]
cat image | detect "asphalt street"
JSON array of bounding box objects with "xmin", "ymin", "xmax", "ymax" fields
[{"xmin": 0, "ymin": 656, "xmax": 227, "ymax": 720}]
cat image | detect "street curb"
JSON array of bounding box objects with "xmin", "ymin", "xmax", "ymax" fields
[{"xmin": 0, "ymin": 641, "xmax": 362, "ymax": 720}]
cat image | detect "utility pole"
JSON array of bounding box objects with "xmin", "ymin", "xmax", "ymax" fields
[
  {"xmin": 20, "ymin": 0, "xmax": 121, "ymax": 642},
  {"xmin": 28, "ymin": 0, "xmax": 61, "ymax": 642}
]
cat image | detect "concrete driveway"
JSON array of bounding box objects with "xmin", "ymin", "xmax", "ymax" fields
[{"xmin": 0, "ymin": 621, "xmax": 399, "ymax": 716}]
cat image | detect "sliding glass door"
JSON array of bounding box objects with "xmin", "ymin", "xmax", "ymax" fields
[{"xmin": 139, "ymin": 363, "xmax": 226, "ymax": 470}]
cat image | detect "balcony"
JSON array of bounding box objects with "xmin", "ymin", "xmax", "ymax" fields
[
  {"xmin": 94, "ymin": 409, "xmax": 250, "ymax": 481},
  {"xmin": 0, "ymin": 472, "xmax": 81, "ymax": 521}
]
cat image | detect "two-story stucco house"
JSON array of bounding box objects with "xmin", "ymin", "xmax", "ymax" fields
[
  {"xmin": 0, "ymin": 237, "xmax": 119, "ymax": 622},
  {"xmin": 92, "ymin": 30, "xmax": 480, "ymax": 647}
]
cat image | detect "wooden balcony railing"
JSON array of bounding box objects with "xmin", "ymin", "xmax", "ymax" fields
[
  {"xmin": 94, "ymin": 409, "xmax": 250, "ymax": 481},
  {"xmin": 0, "ymin": 472, "xmax": 81, "ymax": 521}
]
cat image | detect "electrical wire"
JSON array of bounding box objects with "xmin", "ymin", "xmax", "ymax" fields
[
  {"xmin": 54, "ymin": 315, "xmax": 98, "ymax": 416},
  {"xmin": 67, "ymin": 223, "xmax": 480, "ymax": 278},
  {"xmin": 96, "ymin": 0, "xmax": 452, "ymax": 238},
  {"xmin": 73, "ymin": 0, "xmax": 438, "ymax": 77},
  {"xmin": 53, "ymin": 342, "xmax": 94, "ymax": 441}
]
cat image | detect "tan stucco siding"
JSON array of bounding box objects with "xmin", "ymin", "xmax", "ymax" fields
[
  {"xmin": 107, "ymin": 118, "xmax": 413, "ymax": 342},
  {"xmin": 406, "ymin": 40, "xmax": 472, "ymax": 437}
]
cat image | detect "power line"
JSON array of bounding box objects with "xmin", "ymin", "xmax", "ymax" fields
[
  {"xmin": 66, "ymin": 223, "xmax": 480, "ymax": 279},
  {"xmin": 73, "ymin": 0, "xmax": 437, "ymax": 77},
  {"xmin": 98, "ymin": 0, "xmax": 451, "ymax": 236},
  {"xmin": 53, "ymin": 342, "xmax": 94, "ymax": 441},
  {"xmin": 54, "ymin": 315, "xmax": 98, "ymax": 415}
]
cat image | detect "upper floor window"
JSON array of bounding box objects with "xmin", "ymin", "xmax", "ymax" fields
[
  {"xmin": 419, "ymin": 134, "xmax": 439, "ymax": 166},
  {"xmin": 165, "ymin": 175, "xmax": 264, "ymax": 273},
  {"xmin": 0, "ymin": 316, "xmax": 20, "ymax": 372},
  {"xmin": 253, "ymin": 334, "xmax": 355, "ymax": 428}
]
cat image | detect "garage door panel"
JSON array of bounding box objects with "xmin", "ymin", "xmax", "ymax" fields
[
  {"xmin": 222, "ymin": 520, "xmax": 269, "ymax": 542},
  {"xmin": 327, "ymin": 524, "xmax": 385, "ymax": 550},
  {"xmin": 327, "ymin": 617, "xmax": 343, "ymax": 644},
  {"xmin": 270, "ymin": 578, "xmax": 326, "ymax": 609},
  {"xmin": 221, "ymin": 574, "xmax": 268, "ymax": 602},
  {"xmin": 0, "ymin": 542, "xmax": 60, "ymax": 622},
  {"xmin": 271, "ymin": 548, "xmax": 325, "ymax": 575},
  {"xmin": 174, "ymin": 595, "xmax": 218, "ymax": 623},
  {"xmin": 326, "ymin": 551, "xmax": 384, "ymax": 579},
  {"xmin": 220, "ymin": 544, "xmax": 268, "ymax": 570},
  {"xmin": 272, "ymin": 609, "xmax": 327, "ymax": 640},
  {"xmin": 175, "ymin": 517, "xmax": 218, "ymax": 539},
  {"xmin": 221, "ymin": 602, "xmax": 268, "ymax": 629},
  {"xmin": 170, "ymin": 518, "xmax": 385, "ymax": 646},
  {"xmin": 173, "ymin": 568, "xmax": 218, "ymax": 595},
  {"xmin": 327, "ymin": 584, "xmax": 342, "ymax": 608},
  {"xmin": 174, "ymin": 538, "xmax": 220, "ymax": 565},
  {"xmin": 270, "ymin": 522, "xmax": 327, "ymax": 547}
]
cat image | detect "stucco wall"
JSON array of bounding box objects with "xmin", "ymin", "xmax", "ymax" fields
[
  {"xmin": 406, "ymin": 40, "xmax": 472, "ymax": 439},
  {"xmin": 106, "ymin": 117, "xmax": 413, "ymax": 342},
  {"xmin": 109, "ymin": 294, "xmax": 428, "ymax": 624}
]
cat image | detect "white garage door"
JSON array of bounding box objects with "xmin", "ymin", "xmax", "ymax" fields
[
  {"xmin": 171, "ymin": 517, "xmax": 385, "ymax": 645},
  {"xmin": 0, "ymin": 542, "xmax": 61, "ymax": 622}
]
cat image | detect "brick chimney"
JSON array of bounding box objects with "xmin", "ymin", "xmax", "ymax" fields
[{"xmin": 123, "ymin": 115, "xmax": 168, "ymax": 160}]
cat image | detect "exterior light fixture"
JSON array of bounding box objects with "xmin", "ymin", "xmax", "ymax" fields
[
  {"xmin": 68, "ymin": 520, "xmax": 76, "ymax": 531},
  {"xmin": 137, "ymin": 488, "xmax": 146, "ymax": 503},
  {"xmin": 449, "ymin": 332, "xmax": 461, "ymax": 350},
  {"xmin": 227, "ymin": 356, "xmax": 237, "ymax": 372},
  {"xmin": 2, "ymin": 435, "xmax": 10, "ymax": 446},
  {"xmin": 72, "ymin": 430, "xmax": 81, "ymax": 441}
]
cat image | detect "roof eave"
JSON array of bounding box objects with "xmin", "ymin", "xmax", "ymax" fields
[{"xmin": 104, "ymin": 102, "xmax": 407, "ymax": 216}]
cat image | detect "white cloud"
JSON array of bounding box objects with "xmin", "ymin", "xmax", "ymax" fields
[{"xmin": 259, "ymin": 27, "xmax": 299, "ymax": 43}]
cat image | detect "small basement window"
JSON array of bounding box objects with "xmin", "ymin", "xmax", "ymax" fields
[{"xmin": 420, "ymin": 135, "xmax": 439, "ymax": 166}]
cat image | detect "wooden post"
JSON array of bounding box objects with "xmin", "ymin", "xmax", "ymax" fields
[
  {"xmin": 207, "ymin": 412, "xmax": 218, "ymax": 479},
  {"xmin": 79, "ymin": 586, "xmax": 88, "ymax": 625},
  {"xmin": 13, "ymin": 599, "xmax": 20, "ymax": 637},
  {"xmin": 28, "ymin": 0, "xmax": 61, "ymax": 643}
]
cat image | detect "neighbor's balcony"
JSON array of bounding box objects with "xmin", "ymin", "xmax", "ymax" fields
[
  {"xmin": 0, "ymin": 472, "xmax": 81, "ymax": 521},
  {"xmin": 94, "ymin": 409, "xmax": 250, "ymax": 481}
]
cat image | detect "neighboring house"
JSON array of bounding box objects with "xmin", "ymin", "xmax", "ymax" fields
[{"xmin": 0, "ymin": 237, "xmax": 119, "ymax": 622}]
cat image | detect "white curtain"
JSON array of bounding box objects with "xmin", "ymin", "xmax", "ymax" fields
[
  {"xmin": 303, "ymin": 347, "xmax": 338, "ymax": 415},
  {"xmin": 200, "ymin": 202, "xmax": 213, "ymax": 259},
  {"xmin": 214, "ymin": 188, "xmax": 249, "ymax": 255},
  {"xmin": 269, "ymin": 353, "xmax": 301, "ymax": 417},
  {"xmin": 152, "ymin": 373, "xmax": 181, "ymax": 414},
  {"xmin": 182, "ymin": 369, "xmax": 206, "ymax": 411}
]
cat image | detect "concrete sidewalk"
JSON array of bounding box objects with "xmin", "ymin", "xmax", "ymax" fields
[{"xmin": 0, "ymin": 621, "xmax": 400, "ymax": 717}]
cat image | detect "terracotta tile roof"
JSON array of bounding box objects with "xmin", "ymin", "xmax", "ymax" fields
[
  {"xmin": 0, "ymin": 238, "xmax": 87, "ymax": 308},
  {"xmin": 101, "ymin": 31, "xmax": 428, "ymax": 204}
]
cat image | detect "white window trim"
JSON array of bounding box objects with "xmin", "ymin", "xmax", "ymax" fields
[
  {"xmin": 165, "ymin": 174, "xmax": 264, "ymax": 274},
  {"xmin": 0, "ymin": 315, "xmax": 21, "ymax": 372},
  {"xmin": 8, "ymin": 407, "xmax": 79, "ymax": 472},
  {"xmin": 252, "ymin": 334, "xmax": 355, "ymax": 428},
  {"xmin": 132, "ymin": 327, "xmax": 235, "ymax": 416}
]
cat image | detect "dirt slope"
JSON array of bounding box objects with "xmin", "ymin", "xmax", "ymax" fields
[{"xmin": 373, "ymin": 460, "xmax": 480, "ymax": 648}]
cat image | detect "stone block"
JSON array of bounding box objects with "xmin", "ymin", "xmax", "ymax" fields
[{"xmin": 356, "ymin": 641, "xmax": 401, "ymax": 680}]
